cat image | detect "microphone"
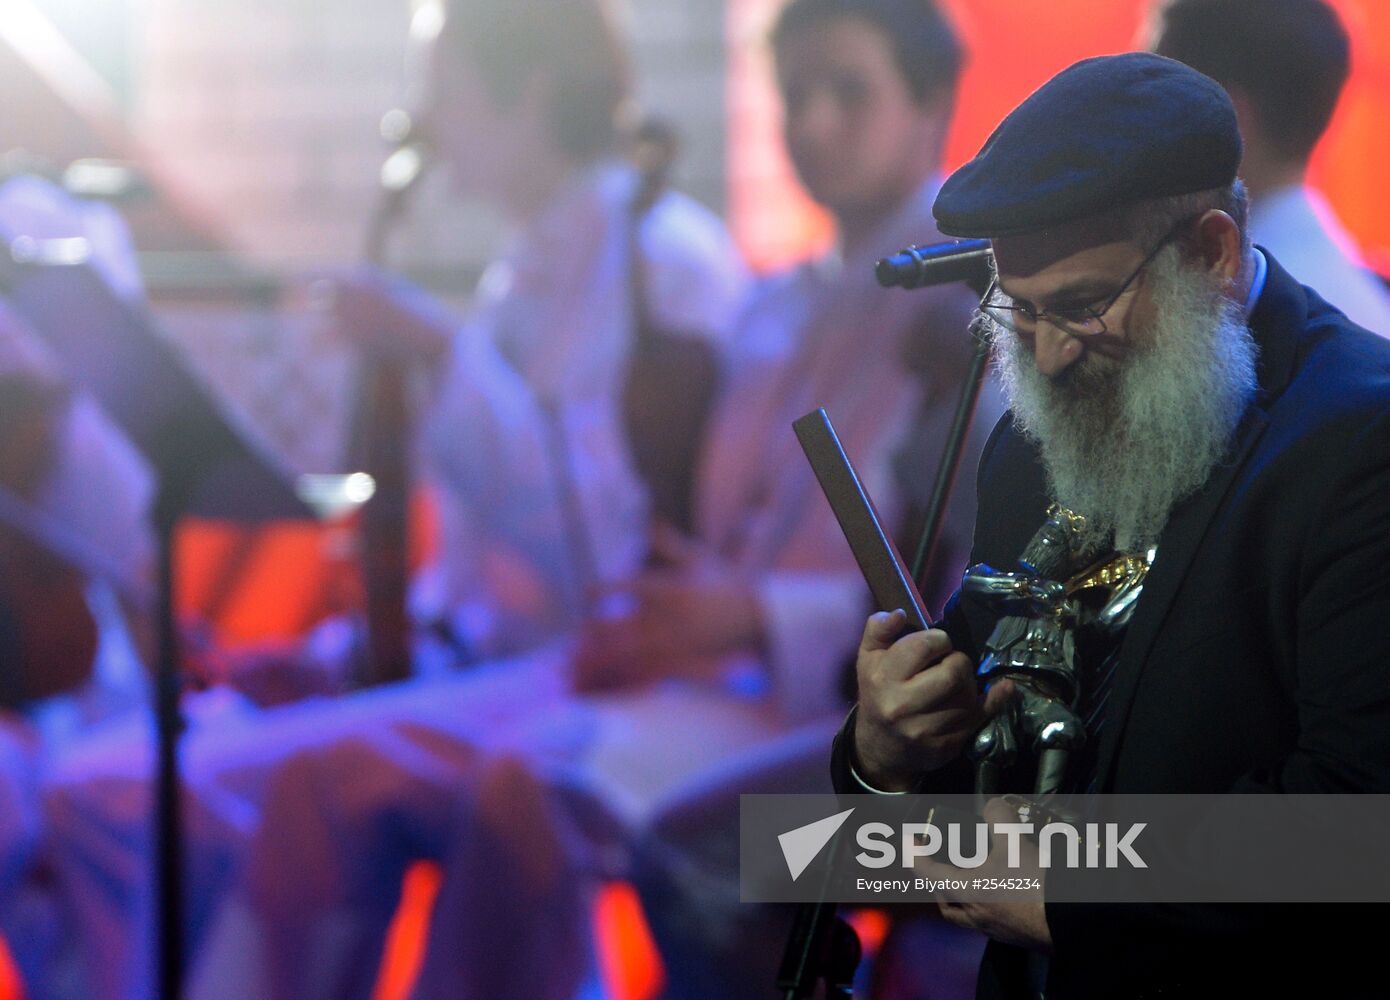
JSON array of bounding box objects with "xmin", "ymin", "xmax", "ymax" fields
[{"xmin": 875, "ymin": 238, "xmax": 993, "ymax": 292}]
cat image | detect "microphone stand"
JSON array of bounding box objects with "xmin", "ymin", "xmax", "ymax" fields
[{"xmin": 774, "ymin": 246, "xmax": 993, "ymax": 998}]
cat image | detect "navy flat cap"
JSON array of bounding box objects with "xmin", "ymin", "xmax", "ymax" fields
[{"xmin": 934, "ymin": 52, "xmax": 1241, "ymax": 238}]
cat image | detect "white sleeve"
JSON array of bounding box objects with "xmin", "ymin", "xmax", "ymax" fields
[
  {"xmin": 640, "ymin": 193, "xmax": 750, "ymax": 345},
  {"xmin": 422, "ymin": 324, "xmax": 648, "ymax": 654},
  {"xmin": 757, "ymin": 569, "xmax": 869, "ymax": 724}
]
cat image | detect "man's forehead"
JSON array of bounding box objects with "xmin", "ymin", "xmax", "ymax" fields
[{"xmin": 990, "ymin": 212, "xmax": 1139, "ymax": 282}]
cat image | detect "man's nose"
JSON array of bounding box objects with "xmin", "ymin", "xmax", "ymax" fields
[{"xmin": 1032, "ymin": 322, "xmax": 1085, "ymax": 378}]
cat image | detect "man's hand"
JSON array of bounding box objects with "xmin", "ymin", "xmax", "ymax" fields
[
  {"xmin": 852, "ymin": 610, "xmax": 1013, "ymax": 790},
  {"xmin": 188, "ymin": 639, "xmax": 349, "ymax": 708},
  {"xmin": 316, "ymin": 268, "xmax": 453, "ymax": 364},
  {"xmin": 573, "ymin": 526, "xmax": 763, "ymax": 693},
  {"xmin": 918, "ymin": 797, "xmax": 1053, "ymax": 953},
  {"xmin": 573, "ymin": 574, "xmax": 763, "ymax": 692}
]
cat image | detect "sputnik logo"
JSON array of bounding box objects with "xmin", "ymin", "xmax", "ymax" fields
[{"xmin": 778, "ymin": 808, "xmax": 855, "ymax": 881}]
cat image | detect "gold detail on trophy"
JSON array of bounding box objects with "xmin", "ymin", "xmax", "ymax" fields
[
  {"xmin": 1045, "ymin": 502, "xmax": 1088, "ymax": 537},
  {"xmin": 1066, "ymin": 551, "xmax": 1152, "ymax": 597}
]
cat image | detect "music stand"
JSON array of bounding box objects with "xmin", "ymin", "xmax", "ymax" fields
[{"xmin": 0, "ymin": 242, "xmax": 310, "ymax": 1000}]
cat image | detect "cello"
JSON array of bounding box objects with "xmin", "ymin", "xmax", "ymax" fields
[{"xmin": 620, "ymin": 117, "xmax": 722, "ymax": 537}]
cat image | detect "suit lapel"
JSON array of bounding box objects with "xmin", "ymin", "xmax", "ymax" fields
[
  {"xmin": 1090, "ymin": 250, "xmax": 1307, "ymax": 789},
  {"xmin": 1090, "ymin": 405, "xmax": 1269, "ymax": 789}
]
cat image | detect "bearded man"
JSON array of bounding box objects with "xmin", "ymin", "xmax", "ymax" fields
[{"xmin": 837, "ymin": 52, "xmax": 1390, "ymax": 997}]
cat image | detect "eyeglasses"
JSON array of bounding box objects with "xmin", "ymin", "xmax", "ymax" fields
[{"xmin": 979, "ymin": 219, "xmax": 1193, "ymax": 339}]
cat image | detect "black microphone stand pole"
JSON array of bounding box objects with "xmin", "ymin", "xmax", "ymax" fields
[{"xmin": 908, "ymin": 322, "xmax": 991, "ymax": 584}]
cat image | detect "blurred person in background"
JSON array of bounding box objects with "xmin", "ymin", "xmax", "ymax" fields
[
  {"xmin": 571, "ymin": 0, "xmax": 986, "ymax": 704},
  {"xmin": 623, "ymin": 1, "xmax": 993, "ymax": 996},
  {"xmin": 324, "ymin": 0, "xmax": 746, "ymax": 668},
  {"xmin": 1152, "ymin": 0, "xmax": 1390, "ymax": 335}
]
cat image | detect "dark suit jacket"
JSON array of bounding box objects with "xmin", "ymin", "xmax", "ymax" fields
[{"xmin": 832, "ymin": 252, "xmax": 1390, "ymax": 997}]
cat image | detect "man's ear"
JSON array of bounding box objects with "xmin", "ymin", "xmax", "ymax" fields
[{"xmin": 1193, "ymin": 209, "xmax": 1243, "ymax": 282}]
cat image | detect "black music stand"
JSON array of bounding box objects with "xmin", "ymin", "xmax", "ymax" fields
[{"xmin": 0, "ymin": 242, "xmax": 310, "ymax": 1000}]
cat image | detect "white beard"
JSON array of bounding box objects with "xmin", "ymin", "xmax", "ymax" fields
[{"xmin": 984, "ymin": 247, "xmax": 1259, "ymax": 553}]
